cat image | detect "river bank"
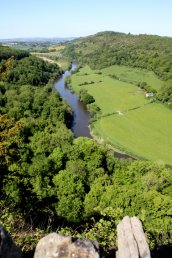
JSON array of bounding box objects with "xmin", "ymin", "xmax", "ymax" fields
[{"xmin": 89, "ymin": 129, "xmax": 135, "ymax": 159}]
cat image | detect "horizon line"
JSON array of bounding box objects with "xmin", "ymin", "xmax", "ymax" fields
[{"xmin": 0, "ymin": 31, "xmax": 172, "ymax": 41}]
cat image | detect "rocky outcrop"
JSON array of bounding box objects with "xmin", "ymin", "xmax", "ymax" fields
[
  {"xmin": 0, "ymin": 216, "xmax": 151, "ymax": 258},
  {"xmin": 116, "ymin": 216, "xmax": 151, "ymax": 258},
  {"xmin": 34, "ymin": 233, "xmax": 100, "ymax": 258},
  {"xmin": 0, "ymin": 225, "xmax": 22, "ymax": 258}
]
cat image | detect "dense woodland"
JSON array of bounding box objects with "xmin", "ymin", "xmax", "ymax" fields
[
  {"xmin": 0, "ymin": 42, "xmax": 172, "ymax": 257},
  {"xmin": 63, "ymin": 31, "xmax": 172, "ymax": 106}
]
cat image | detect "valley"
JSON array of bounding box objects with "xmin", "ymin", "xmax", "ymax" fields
[
  {"xmin": 1, "ymin": 30, "xmax": 172, "ymax": 257},
  {"xmin": 24, "ymin": 33, "xmax": 172, "ymax": 165}
]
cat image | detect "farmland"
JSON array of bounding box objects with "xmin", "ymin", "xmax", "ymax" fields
[
  {"xmin": 70, "ymin": 65, "xmax": 172, "ymax": 165},
  {"xmin": 92, "ymin": 104, "xmax": 172, "ymax": 164},
  {"xmin": 102, "ymin": 65, "xmax": 163, "ymax": 91},
  {"xmin": 31, "ymin": 44, "xmax": 70, "ymax": 70}
]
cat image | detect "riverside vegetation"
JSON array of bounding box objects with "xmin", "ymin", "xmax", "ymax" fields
[{"xmin": 0, "ymin": 34, "xmax": 172, "ymax": 258}]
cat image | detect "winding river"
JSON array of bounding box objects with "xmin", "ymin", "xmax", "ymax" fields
[
  {"xmin": 54, "ymin": 63, "xmax": 92, "ymax": 138},
  {"xmin": 54, "ymin": 63, "xmax": 133, "ymax": 159}
]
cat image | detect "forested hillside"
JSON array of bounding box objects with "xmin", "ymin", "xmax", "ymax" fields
[
  {"xmin": 0, "ymin": 45, "xmax": 29, "ymax": 60},
  {"xmin": 63, "ymin": 31, "xmax": 172, "ymax": 105},
  {"xmin": 0, "ymin": 45, "xmax": 172, "ymax": 257}
]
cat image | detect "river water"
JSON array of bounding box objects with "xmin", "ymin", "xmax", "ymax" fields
[{"xmin": 54, "ymin": 63, "xmax": 91, "ymax": 138}]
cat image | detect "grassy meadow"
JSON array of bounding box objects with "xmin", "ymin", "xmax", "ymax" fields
[
  {"xmin": 71, "ymin": 65, "xmax": 158, "ymax": 114},
  {"xmin": 92, "ymin": 104, "xmax": 172, "ymax": 165},
  {"xmin": 71, "ymin": 65, "xmax": 172, "ymax": 165},
  {"xmin": 101, "ymin": 65, "xmax": 163, "ymax": 90}
]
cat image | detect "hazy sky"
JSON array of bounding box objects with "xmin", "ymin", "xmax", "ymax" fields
[{"xmin": 0, "ymin": 0, "xmax": 172, "ymax": 38}]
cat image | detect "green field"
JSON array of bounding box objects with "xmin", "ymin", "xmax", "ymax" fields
[
  {"xmin": 101, "ymin": 65, "xmax": 163, "ymax": 91},
  {"xmin": 71, "ymin": 65, "xmax": 172, "ymax": 165},
  {"xmin": 92, "ymin": 104, "xmax": 172, "ymax": 165},
  {"xmin": 71, "ymin": 66, "xmax": 151, "ymax": 115}
]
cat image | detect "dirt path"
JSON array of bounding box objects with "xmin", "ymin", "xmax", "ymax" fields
[{"xmin": 37, "ymin": 56, "xmax": 61, "ymax": 67}]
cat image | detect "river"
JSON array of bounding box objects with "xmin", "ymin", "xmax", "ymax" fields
[
  {"xmin": 54, "ymin": 63, "xmax": 133, "ymax": 159},
  {"xmin": 54, "ymin": 63, "xmax": 91, "ymax": 138}
]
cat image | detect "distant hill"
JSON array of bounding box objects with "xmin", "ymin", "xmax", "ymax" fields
[
  {"xmin": 0, "ymin": 37, "xmax": 76, "ymax": 43},
  {"xmin": 63, "ymin": 31, "xmax": 172, "ymax": 80},
  {"xmin": 63, "ymin": 31, "xmax": 172, "ymax": 105}
]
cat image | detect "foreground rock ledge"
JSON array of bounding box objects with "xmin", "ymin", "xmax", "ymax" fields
[
  {"xmin": 116, "ymin": 216, "xmax": 151, "ymax": 258},
  {"xmin": 34, "ymin": 233, "xmax": 100, "ymax": 258}
]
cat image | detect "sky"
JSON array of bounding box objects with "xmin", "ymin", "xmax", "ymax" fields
[{"xmin": 0, "ymin": 0, "xmax": 172, "ymax": 39}]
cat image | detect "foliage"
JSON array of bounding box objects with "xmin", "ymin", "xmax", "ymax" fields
[
  {"xmin": 157, "ymin": 80, "xmax": 172, "ymax": 107},
  {"xmin": 53, "ymin": 165, "xmax": 85, "ymax": 223},
  {"xmin": 87, "ymin": 103, "xmax": 101, "ymax": 118},
  {"xmin": 3, "ymin": 56, "xmax": 60, "ymax": 86},
  {"xmin": 79, "ymin": 89, "xmax": 95, "ymax": 105},
  {"xmin": 0, "ymin": 45, "xmax": 29, "ymax": 61}
]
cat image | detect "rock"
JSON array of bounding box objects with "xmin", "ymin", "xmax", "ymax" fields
[
  {"xmin": 34, "ymin": 233, "xmax": 100, "ymax": 258},
  {"xmin": 116, "ymin": 216, "xmax": 151, "ymax": 258},
  {"xmin": 117, "ymin": 216, "xmax": 139, "ymax": 258},
  {"xmin": 131, "ymin": 217, "xmax": 151, "ymax": 258},
  {"xmin": 0, "ymin": 225, "xmax": 22, "ymax": 258}
]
